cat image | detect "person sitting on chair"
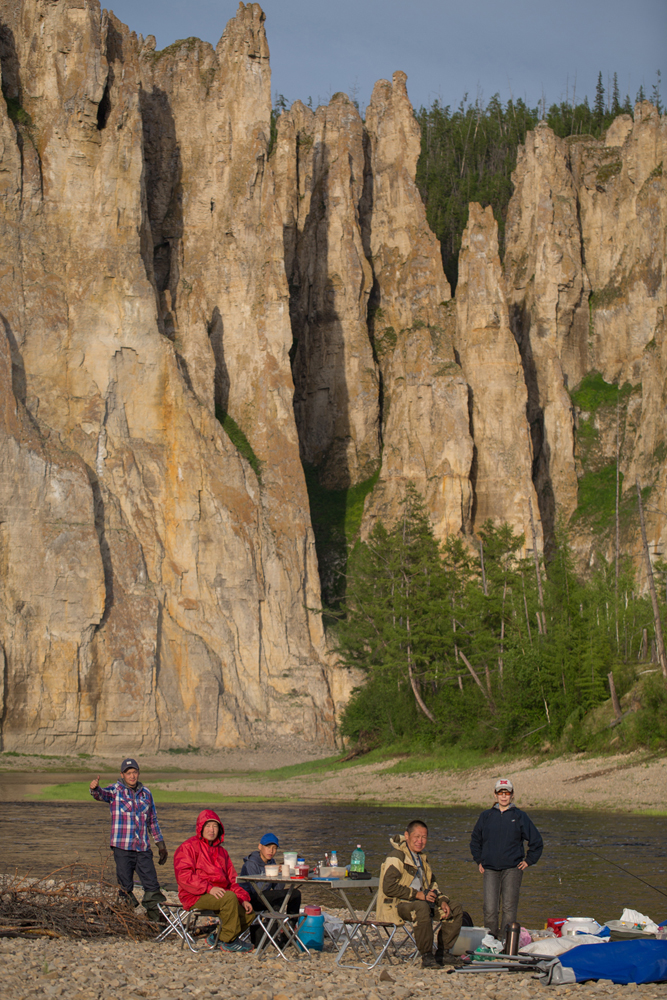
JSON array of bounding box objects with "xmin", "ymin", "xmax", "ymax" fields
[
  {"xmin": 173, "ymin": 809, "xmax": 255, "ymax": 953},
  {"xmin": 239, "ymin": 832, "xmax": 302, "ymax": 916},
  {"xmin": 377, "ymin": 819, "xmax": 466, "ymax": 969}
]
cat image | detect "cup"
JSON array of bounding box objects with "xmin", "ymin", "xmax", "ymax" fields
[{"xmin": 281, "ymin": 863, "xmax": 290, "ymax": 878}]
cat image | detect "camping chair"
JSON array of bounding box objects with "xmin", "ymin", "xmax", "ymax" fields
[
  {"xmin": 155, "ymin": 902, "xmax": 221, "ymax": 953},
  {"xmin": 336, "ymin": 919, "xmax": 419, "ymax": 969},
  {"xmin": 254, "ymin": 909, "xmax": 312, "ymax": 962}
]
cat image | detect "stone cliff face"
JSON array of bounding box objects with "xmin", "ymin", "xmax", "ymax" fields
[
  {"xmin": 361, "ymin": 73, "xmax": 474, "ymax": 542},
  {"xmin": 273, "ymin": 94, "xmax": 380, "ymax": 490},
  {"xmin": 455, "ymin": 204, "xmax": 541, "ymax": 548},
  {"xmin": 0, "ymin": 0, "xmax": 337, "ymax": 751},
  {"xmin": 505, "ymin": 105, "xmax": 666, "ymax": 562},
  {"xmin": 1, "ymin": 0, "xmax": 664, "ymax": 751}
]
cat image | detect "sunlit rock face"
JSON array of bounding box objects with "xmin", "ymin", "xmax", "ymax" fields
[
  {"xmin": 455, "ymin": 203, "xmax": 541, "ymax": 551},
  {"xmin": 1, "ymin": 0, "xmax": 664, "ymax": 752},
  {"xmin": 0, "ymin": 0, "xmax": 337, "ymax": 752},
  {"xmin": 273, "ymin": 94, "xmax": 380, "ymax": 491},
  {"xmin": 505, "ymin": 106, "xmax": 667, "ymax": 562}
]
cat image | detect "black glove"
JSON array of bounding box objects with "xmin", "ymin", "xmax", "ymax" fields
[{"xmin": 158, "ymin": 843, "xmax": 169, "ymax": 865}]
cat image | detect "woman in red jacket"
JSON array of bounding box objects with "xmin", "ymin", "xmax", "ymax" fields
[{"xmin": 174, "ymin": 809, "xmax": 255, "ymax": 952}]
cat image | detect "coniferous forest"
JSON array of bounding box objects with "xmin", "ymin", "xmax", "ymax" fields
[{"xmin": 334, "ymin": 487, "xmax": 667, "ymax": 757}]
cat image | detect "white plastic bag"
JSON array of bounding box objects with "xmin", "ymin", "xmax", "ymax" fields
[
  {"xmin": 619, "ymin": 908, "xmax": 659, "ymax": 933},
  {"xmin": 520, "ymin": 934, "xmax": 608, "ymax": 956},
  {"xmin": 480, "ymin": 934, "xmax": 503, "ymax": 953}
]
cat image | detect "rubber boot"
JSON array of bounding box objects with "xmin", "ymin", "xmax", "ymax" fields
[
  {"xmin": 118, "ymin": 889, "xmax": 139, "ymax": 908},
  {"xmin": 142, "ymin": 888, "xmax": 167, "ymax": 923}
]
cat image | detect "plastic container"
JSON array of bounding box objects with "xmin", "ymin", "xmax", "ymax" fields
[
  {"xmin": 546, "ymin": 917, "xmax": 567, "ymax": 937},
  {"xmin": 283, "ymin": 852, "xmax": 298, "ymax": 869},
  {"xmin": 561, "ymin": 917, "xmax": 602, "ymax": 936},
  {"xmin": 298, "ymin": 907, "xmax": 324, "ymax": 951},
  {"xmin": 330, "ymin": 851, "xmax": 338, "ymax": 867},
  {"xmin": 450, "ymin": 926, "xmax": 489, "ymax": 956},
  {"xmin": 350, "ymin": 845, "xmax": 365, "ymax": 873}
]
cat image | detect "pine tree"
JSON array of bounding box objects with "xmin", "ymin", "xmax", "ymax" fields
[
  {"xmin": 594, "ymin": 72, "xmax": 606, "ymax": 126},
  {"xmin": 651, "ymin": 70, "xmax": 662, "ymax": 113},
  {"xmin": 612, "ymin": 73, "xmax": 621, "ymax": 116},
  {"xmin": 637, "ymin": 84, "xmax": 646, "ymax": 103}
]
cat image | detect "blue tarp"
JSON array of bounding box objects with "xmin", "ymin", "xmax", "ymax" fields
[{"xmin": 561, "ymin": 940, "xmax": 667, "ymax": 984}]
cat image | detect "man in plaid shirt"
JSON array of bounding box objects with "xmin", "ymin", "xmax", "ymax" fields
[{"xmin": 90, "ymin": 757, "xmax": 168, "ymax": 921}]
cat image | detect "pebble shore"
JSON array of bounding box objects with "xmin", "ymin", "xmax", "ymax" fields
[{"xmin": 2, "ymin": 935, "xmax": 663, "ymax": 1000}]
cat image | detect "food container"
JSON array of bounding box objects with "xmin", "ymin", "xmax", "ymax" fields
[
  {"xmin": 283, "ymin": 852, "xmax": 298, "ymax": 869},
  {"xmin": 450, "ymin": 926, "xmax": 489, "ymax": 956},
  {"xmin": 318, "ymin": 866, "xmax": 332, "ymax": 878},
  {"xmin": 264, "ymin": 865, "xmax": 280, "ymax": 878},
  {"xmin": 561, "ymin": 917, "xmax": 602, "ymax": 936},
  {"xmin": 293, "ymin": 864, "xmax": 309, "ymax": 879},
  {"xmin": 281, "ymin": 864, "xmax": 290, "ymax": 878}
]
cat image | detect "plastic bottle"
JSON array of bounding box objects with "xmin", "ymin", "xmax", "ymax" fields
[
  {"xmin": 350, "ymin": 844, "xmax": 365, "ymax": 873},
  {"xmin": 330, "ymin": 850, "xmax": 338, "ymax": 868},
  {"xmin": 297, "ymin": 906, "xmax": 324, "ymax": 951}
]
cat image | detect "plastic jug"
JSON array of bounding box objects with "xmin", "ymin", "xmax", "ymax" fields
[
  {"xmin": 350, "ymin": 845, "xmax": 365, "ymax": 872},
  {"xmin": 298, "ymin": 906, "xmax": 324, "ymax": 951}
]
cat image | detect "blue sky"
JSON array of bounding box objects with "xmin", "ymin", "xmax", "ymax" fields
[{"xmin": 107, "ymin": 0, "xmax": 665, "ymax": 113}]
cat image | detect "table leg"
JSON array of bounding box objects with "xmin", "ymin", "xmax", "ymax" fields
[{"xmin": 336, "ymin": 887, "xmax": 378, "ymax": 922}]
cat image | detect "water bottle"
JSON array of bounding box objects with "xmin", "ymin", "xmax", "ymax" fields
[
  {"xmin": 330, "ymin": 850, "xmax": 338, "ymax": 868},
  {"xmin": 350, "ymin": 844, "xmax": 365, "ymax": 873}
]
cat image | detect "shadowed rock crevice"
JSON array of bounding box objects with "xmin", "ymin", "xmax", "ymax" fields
[{"xmin": 138, "ymin": 84, "xmax": 183, "ymax": 330}]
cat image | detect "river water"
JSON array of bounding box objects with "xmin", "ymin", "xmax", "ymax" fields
[{"xmin": 1, "ymin": 797, "xmax": 665, "ymax": 928}]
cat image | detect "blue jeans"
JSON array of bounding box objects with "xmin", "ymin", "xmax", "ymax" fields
[{"xmin": 482, "ymin": 867, "xmax": 523, "ymax": 939}]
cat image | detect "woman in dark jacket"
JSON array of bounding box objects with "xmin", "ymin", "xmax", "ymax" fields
[{"xmin": 469, "ymin": 778, "xmax": 543, "ymax": 940}]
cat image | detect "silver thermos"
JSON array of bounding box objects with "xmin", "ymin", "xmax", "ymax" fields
[{"xmin": 504, "ymin": 921, "xmax": 521, "ymax": 955}]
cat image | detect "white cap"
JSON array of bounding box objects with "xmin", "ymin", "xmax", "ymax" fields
[{"xmin": 495, "ymin": 778, "xmax": 514, "ymax": 793}]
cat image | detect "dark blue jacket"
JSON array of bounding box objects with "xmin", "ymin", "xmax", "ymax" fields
[
  {"xmin": 238, "ymin": 849, "xmax": 280, "ymax": 895},
  {"xmin": 470, "ymin": 803, "xmax": 543, "ymax": 870}
]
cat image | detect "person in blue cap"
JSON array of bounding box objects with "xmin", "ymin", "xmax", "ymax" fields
[{"xmin": 239, "ymin": 832, "xmax": 301, "ymax": 925}]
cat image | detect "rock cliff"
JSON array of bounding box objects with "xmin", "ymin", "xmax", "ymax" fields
[
  {"xmin": 0, "ymin": 0, "xmax": 338, "ymax": 751},
  {"xmin": 505, "ymin": 105, "xmax": 666, "ymax": 562},
  {"xmin": 1, "ymin": 0, "xmax": 665, "ymax": 751}
]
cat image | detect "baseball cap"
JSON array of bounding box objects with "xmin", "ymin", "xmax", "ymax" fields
[
  {"xmin": 121, "ymin": 757, "xmax": 140, "ymax": 772},
  {"xmin": 260, "ymin": 832, "xmax": 279, "ymax": 846},
  {"xmin": 495, "ymin": 778, "xmax": 514, "ymax": 793}
]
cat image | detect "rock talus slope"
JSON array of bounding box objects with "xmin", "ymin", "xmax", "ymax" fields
[{"xmin": 0, "ymin": 0, "xmax": 337, "ymax": 751}]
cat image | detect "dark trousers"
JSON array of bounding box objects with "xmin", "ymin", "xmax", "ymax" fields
[
  {"xmin": 483, "ymin": 867, "xmax": 523, "ymax": 940},
  {"xmin": 112, "ymin": 847, "xmax": 164, "ymax": 917},
  {"xmin": 396, "ymin": 900, "xmax": 463, "ymax": 955}
]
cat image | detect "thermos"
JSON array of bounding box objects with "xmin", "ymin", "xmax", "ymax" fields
[{"xmin": 504, "ymin": 921, "xmax": 521, "ymax": 955}]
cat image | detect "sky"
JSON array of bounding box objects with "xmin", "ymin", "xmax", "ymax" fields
[{"xmin": 106, "ymin": 0, "xmax": 665, "ymax": 114}]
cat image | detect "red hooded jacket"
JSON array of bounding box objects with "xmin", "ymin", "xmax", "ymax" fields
[{"xmin": 173, "ymin": 809, "xmax": 251, "ymax": 911}]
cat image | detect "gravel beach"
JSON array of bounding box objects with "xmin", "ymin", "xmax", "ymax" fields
[{"xmin": 2, "ymin": 934, "xmax": 664, "ymax": 1000}]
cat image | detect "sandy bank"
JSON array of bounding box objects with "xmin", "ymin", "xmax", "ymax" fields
[{"xmin": 1, "ymin": 747, "xmax": 665, "ymax": 813}]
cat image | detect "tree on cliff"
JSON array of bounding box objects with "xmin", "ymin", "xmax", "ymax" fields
[
  {"xmin": 416, "ymin": 83, "xmax": 634, "ymax": 289},
  {"xmin": 335, "ymin": 485, "xmax": 452, "ymax": 731},
  {"xmin": 339, "ymin": 487, "xmax": 667, "ymax": 754}
]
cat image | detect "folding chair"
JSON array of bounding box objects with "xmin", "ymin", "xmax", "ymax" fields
[
  {"xmin": 336, "ymin": 919, "xmax": 419, "ymax": 969},
  {"xmin": 156, "ymin": 902, "xmax": 220, "ymax": 953},
  {"xmin": 253, "ymin": 909, "xmax": 312, "ymax": 962}
]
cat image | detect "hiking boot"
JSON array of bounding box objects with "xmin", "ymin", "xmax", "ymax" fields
[
  {"xmin": 207, "ymin": 931, "xmax": 220, "ymax": 948},
  {"xmin": 422, "ymin": 952, "xmax": 443, "ymax": 969},
  {"xmin": 440, "ymin": 953, "xmax": 469, "ymax": 968},
  {"xmin": 217, "ymin": 937, "xmax": 254, "ymax": 953}
]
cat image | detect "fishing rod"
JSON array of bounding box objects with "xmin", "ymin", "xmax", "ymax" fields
[{"xmin": 577, "ymin": 843, "xmax": 667, "ymax": 900}]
